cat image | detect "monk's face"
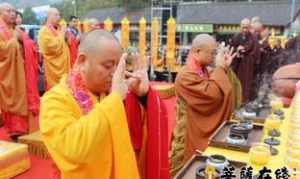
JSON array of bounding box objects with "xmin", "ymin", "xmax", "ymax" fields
[
  {"xmin": 49, "ymin": 9, "xmax": 60, "ymax": 26},
  {"xmin": 0, "ymin": 4, "xmax": 16, "ymax": 26},
  {"xmin": 241, "ymin": 23, "xmax": 250, "ymax": 34},
  {"xmin": 196, "ymin": 41, "xmax": 217, "ymax": 65},
  {"xmin": 80, "ymin": 40, "xmax": 122, "ymax": 95},
  {"xmin": 89, "ymin": 23, "xmax": 98, "ymax": 31}
]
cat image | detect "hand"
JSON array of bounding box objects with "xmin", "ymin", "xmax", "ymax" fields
[
  {"xmin": 111, "ymin": 54, "xmax": 130, "ymax": 99},
  {"xmin": 125, "ymin": 53, "xmax": 149, "ymax": 97},
  {"xmin": 215, "ymin": 45, "xmax": 237, "ymax": 69},
  {"xmin": 237, "ymin": 45, "xmax": 245, "ymax": 51}
]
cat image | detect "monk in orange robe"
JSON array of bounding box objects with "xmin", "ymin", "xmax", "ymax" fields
[
  {"xmin": 38, "ymin": 7, "xmax": 70, "ymax": 90},
  {"xmin": 66, "ymin": 15, "xmax": 80, "ymax": 68},
  {"xmin": 40, "ymin": 30, "xmax": 169, "ymax": 179},
  {"xmin": 15, "ymin": 12, "xmax": 40, "ymax": 115},
  {"xmin": 169, "ymin": 34, "xmax": 235, "ymax": 176},
  {"xmin": 0, "ymin": 3, "xmax": 28, "ymax": 135}
]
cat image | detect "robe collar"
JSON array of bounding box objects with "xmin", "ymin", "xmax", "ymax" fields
[
  {"xmin": 46, "ymin": 22, "xmax": 59, "ymax": 36},
  {"xmin": 187, "ymin": 53, "xmax": 205, "ymax": 77}
]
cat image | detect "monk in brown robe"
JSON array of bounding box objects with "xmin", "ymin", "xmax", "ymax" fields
[
  {"xmin": 169, "ymin": 34, "xmax": 234, "ymax": 176},
  {"xmin": 0, "ymin": 3, "xmax": 28, "ymax": 135},
  {"xmin": 231, "ymin": 18, "xmax": 257, "ymax": 103}
]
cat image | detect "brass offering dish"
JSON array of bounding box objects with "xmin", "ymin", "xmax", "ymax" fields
[
  {"xmin": 229, "ymin": 123, "xmax": 252, "ymax": 139},
  {"xmin": 206, "ymin": 155, "xmax": 229, "ymax": 171},
  {"xmin": 225, "ymin": 133, "xmax": 247, "ymax": 145}
]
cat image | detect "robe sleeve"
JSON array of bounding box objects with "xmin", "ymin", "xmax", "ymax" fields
[
  {"xmin": 40, "ymin": 90, "xmax": 123, "ymax": 165},
  {"xmin": 38, "ymin": 27, "xmax": 64, "ymax": 57},
  {"xmin": 175, "ymin": 67, "xmax": 232, "ymax": 114}
]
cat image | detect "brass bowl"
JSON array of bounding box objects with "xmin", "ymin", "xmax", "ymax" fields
[{"xmin": 206, "ymin": 154, "xmax": 229, "ymax": 171}]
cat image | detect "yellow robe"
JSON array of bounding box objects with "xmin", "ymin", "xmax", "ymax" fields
[
  {"xmin": 39, "ymin": 78, "xmax": 140, "ymax": 179},
  {"xmin": 38, "ymin": 26, "xmax": 70, "ymax": 89}
]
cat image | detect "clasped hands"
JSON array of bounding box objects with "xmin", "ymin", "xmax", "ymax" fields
[{"xmin": 112, "ymin": 53, "xmax": 149, "ymax": 99}]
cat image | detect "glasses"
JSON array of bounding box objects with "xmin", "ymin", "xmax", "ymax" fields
[{"xmin": 197, "ymin": 48, "xmax": 217, "ymax": 56}]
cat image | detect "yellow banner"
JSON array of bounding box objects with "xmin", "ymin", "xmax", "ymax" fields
[
  {"xmin": 139, "ymin": 17, "xmax": 146, "ymax": 57},
  {"xmin": 121, "ymin": 17, "xmax": 130, "ymax": 49},
  {"xmin": 151, "ymin": 18, "xmax": 159, "ymax": 67}
]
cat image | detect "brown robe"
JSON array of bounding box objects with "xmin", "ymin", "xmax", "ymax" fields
[
  {"xmin": 0, "ymin": 24, "xmax": 27, "ymax": 116},
  {"xmin": 231, "ymin": 32, "xmax": 256, "ymax": 103},
  {"xmin": 175, "ymin": 65, "xmax": 233, "ymax": 162}
]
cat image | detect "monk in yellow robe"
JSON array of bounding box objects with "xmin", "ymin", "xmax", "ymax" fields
[
  {"xmin": 0, "ymin": 3, "xmax": 28, "ymax": 135},
  {"xmin": 38, "ymin": 8, "xmax": 70, "ymax": 90},
  {"xmin": 169, "ymin": 34, "xmax": 235, "ymax": 176},
  {"xmin": 40, "ymin": 30, "xmax": 170, "ymax": 179}
]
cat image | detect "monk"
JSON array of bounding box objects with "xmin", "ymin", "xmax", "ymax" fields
[
  {"xmin": 231, "ymin": 18, "xmax": 257, "ymax": 103},
  {"xmin": 15, "ymin": 11, "xmax": 40, "ymax": 116},
  {"xmin": 0, "ymin": 3, "xmax": 28, "ymax": 135},
  {"xmin": 88, "ymin": 18, "xmax": 99, "ymax": 31},
  {"xmin": 66, "ymin": 15, "xmax": 80, "ymax": 68},
  {"xmin": 169, "ymin": 34, "xmax": 235, "ymax": 177},
  {"xmin": 38, "ymin": 7, "xmax": 70, "ymax": 90},
  {"xmin": 15, "ymin": 11, "xmax": 40, "ymax": 132},
  {"xmin": 40, "ymin": 30, "xmax": 169, "ymax": 179}
]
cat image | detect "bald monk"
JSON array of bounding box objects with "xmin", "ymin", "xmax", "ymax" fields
[
  {"xmin": 15, "ymin": 11, "xmax": 40, "ymax": 116},
  {"xmin": 38, "ymin": 7, "xmax": 70, "ymax": 90},
  {"xmin": 88, "ymin": 18, "xmax": 99, "ymax": 31},
  {"xmin": 40, "ymin": 30, "xmax": 169, "ymax": 179},
  {"xmin": 169, "ymin": 34, "xmax": 234, "ymax": 176},
  {"xmin": 0, "ymin": 3, "xmax": 28, "ymax": 135},
  {"xmin": 231, "ymin": 18, "xmax": 257, "ymax": 102}
]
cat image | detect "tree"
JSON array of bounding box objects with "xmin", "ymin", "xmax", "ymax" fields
[{"xmin": 22, "ymin": 7, "xmax": 39, "ymax": 25}]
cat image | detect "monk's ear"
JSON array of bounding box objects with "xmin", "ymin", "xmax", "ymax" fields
[{"xmin": 76, "ymin": 53, "xmax": 88, "ymax": 66}]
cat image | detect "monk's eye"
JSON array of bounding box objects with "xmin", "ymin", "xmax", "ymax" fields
[{"xmin": 102, "ymin": 62, "xmax": 114, "ymax": 70}]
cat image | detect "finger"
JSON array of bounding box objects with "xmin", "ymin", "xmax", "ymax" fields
[
  {"xmin": 229, "ymin": 46, "xmax": 234, "ymax": 55},
  {"xmin": 136, "ymin": 57, "xmax": 146, "ymax": 72},
  {"xmin": 231, "ymin": 52, "xmax": 238, "ymax": 60},
  {"xmin": 125, "ymin": 71, "xmax": 134, "ymax": 78},
  {"xmin": 125, "ymin": 77, "xmax": 137, "ymax": 87},
  {"xmin": 115, "ymin": 53, "xmax": 127, "ymax": 78}
]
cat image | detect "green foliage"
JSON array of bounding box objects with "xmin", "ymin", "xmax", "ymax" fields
[{"xmin": 22, "ymin": 7, "xmax": 39, "ymax": 24}]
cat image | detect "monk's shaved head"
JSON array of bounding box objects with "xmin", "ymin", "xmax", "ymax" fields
[
  {"xmin": 241, "ymin": 18, "xmax": 251, "ymax": 26},
  {"xmin": 0, "ymin": 3, "xmax": 13, "ymax": 14},
  {"xmin": 88, "ymin": 18, "xmax": 99, "ymax": 31},
  {"xmin": 78, "ymin": 29, "xmax": 121, "ymax": 57},
  {"xmin": 76, "ymin": 29, "xmax": 123, "ymax": 95},
  {"xmin": 190, "ymin": 34, "xmax": 217, "ymax": 66},
  {"xmin": 240, "ymin": 18, "xmax": 251, "ymax": 34},
  {"xmin": 47, "ymin": 7, "xmax": 60, "ymax": 26},
  {"xmin": 47, "ymin": 7, "xmax": 59, "ymax": 17},
  {"xmin": 0, "ymin": 3, "xmax": 16, "ymax": 26},
  {"xmin": 192, "ymin": 34, "xmax": 216, "ymax": 50}
]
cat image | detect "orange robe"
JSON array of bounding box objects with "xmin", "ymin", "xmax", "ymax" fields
[
  {"xmin": 0, "ymin": 21, "xmax": 28, "ymax": 134},
  {"xmin": 18, "ymin": 29, "xmax": 40, "ymax": 115},
  {"xmin": 175, "ymin": 54, "xmax": 233, "ymax": 161},
  {"xmin": 38, "ymin": 24, "xmax": 70, "ymax": 90}
]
